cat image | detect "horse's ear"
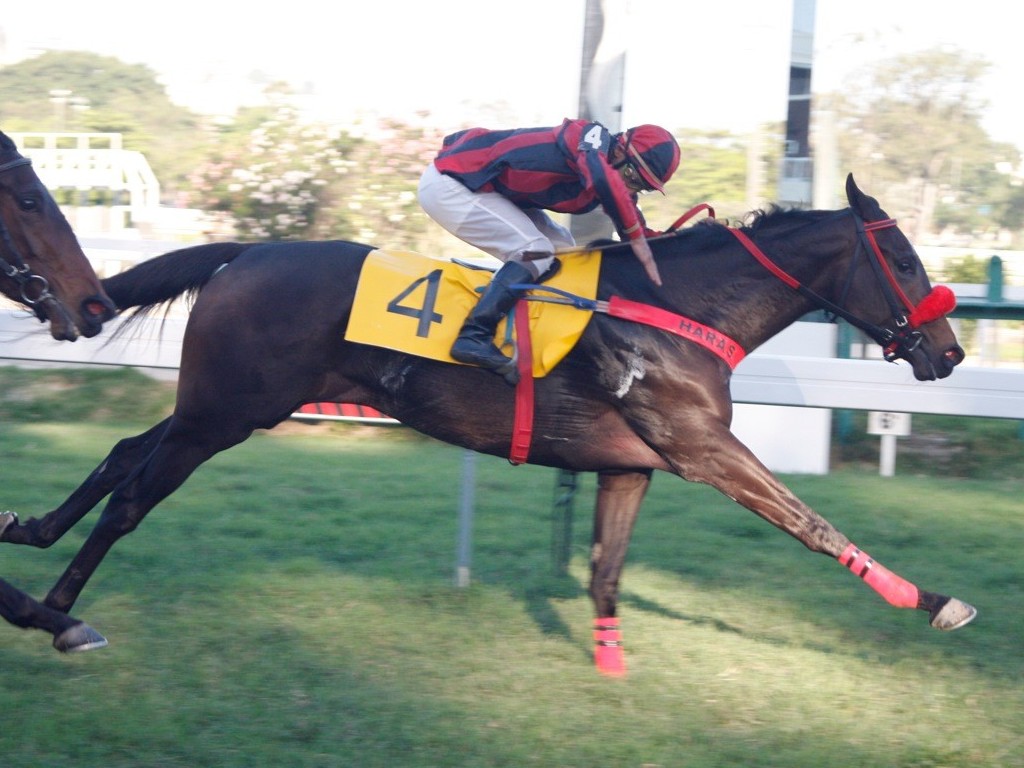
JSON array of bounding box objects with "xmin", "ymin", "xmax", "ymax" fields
[{"xmin": 846, "ymin": 173, "xmax": 885, "ymax": 219}]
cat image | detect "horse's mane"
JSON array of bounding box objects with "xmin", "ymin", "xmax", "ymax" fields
[
  {"xmin": 586, "ymin": 205, "xmax": 846, "ymax": 262},
  {"xmin": 743, "ymin": 205, "xmax": 842, "ymax": 236}
]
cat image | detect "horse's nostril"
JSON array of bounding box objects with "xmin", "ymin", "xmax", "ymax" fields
[
  {"xmin": 944, "ymin": 346, "xmax": 965, "ymax": 367},
  {"xmin": 83, "ymin": 298, "xmax": 115, "ymax": 321}
]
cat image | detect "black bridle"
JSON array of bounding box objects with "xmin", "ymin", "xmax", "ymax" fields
[{"xmin": 0, "ymin": 155, "xmax": 61, "ymax": 312}]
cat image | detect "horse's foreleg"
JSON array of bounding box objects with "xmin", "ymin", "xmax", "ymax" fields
[
  {"xmin": 837, "ymin": 544, "xmax": 977, "ymax": 629},
  {"xmin": 589, "ymin": 469, "xmax": 651, "ymax": 676},
  {"xmin": 675, "ymin": 430, "xmax": 976, "ymax": 630},
  {"xmin": 1, "ymin": 418, "xmax": 172, "ymax": 549},
  {"xmin": 0, "ymin": 577, "xmax": 107, "ymax": 651}
]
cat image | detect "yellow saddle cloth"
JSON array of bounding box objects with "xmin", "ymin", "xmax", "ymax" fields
[{"xmin": 345, "ymin": 249, "xmax": 602, "ymax": 377}]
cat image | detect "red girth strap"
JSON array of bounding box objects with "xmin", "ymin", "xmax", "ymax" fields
[
  {"xmin": 509, "ymin": 300, "xmax": 535, "ymax": 464},
  {"xmin": 508, "ymin": 292, "xmax": 748, "ymax": 463}
]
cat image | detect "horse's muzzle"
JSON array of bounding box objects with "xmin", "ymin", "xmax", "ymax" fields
[
  {"xmin": 79, "ymin": 294, "xmax": 117, "ymax": 337},
  {"xmin": 940, "ymin": 345, "xmax": 965, "ymax": 376}
]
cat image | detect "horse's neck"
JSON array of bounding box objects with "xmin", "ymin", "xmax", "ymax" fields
[{"xmin": 677, "ymin": 223, "xmax": 846, "ymax": 354}]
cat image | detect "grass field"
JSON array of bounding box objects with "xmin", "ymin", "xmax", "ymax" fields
[{"xmin": 0, "ymin": 368, "xmax": 1021, "ymax": 767}]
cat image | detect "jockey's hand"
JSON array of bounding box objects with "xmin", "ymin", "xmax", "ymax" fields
[{"xmin": 630, "ymin": 237, "xmax": 662, "ymax": 286}]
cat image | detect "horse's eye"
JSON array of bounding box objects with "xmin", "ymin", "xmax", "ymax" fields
[
  {"xmin": 895, "ymin": 258, "xmax": 916, "ymax": 275},
  {"xmin": 18, "ymin": 196, "xmax": 40, "ymax": 212}
]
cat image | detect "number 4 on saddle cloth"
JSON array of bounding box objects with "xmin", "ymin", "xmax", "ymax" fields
[{"xmin": 346, "ymin": 249, "xmax": 602, "ymax": 377}]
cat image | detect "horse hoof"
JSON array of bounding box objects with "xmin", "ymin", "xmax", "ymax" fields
[
  {"xmin": 53, "ymin": 623, "xmax": 109, "ymax": 653},
  {"xmin": 929, "ymin": 597, "xmax": 977, "ymax": 630},
  {"xmin": 0, "ymin": 511, "xmax": 17, "ymax": 539}
]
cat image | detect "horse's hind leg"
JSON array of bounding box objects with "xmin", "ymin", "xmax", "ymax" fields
[
  {"xmin": 589, "ymin": 469, "xmax": 651, "ymax": 676},
  {"xmin": 44, "ymin": 414, "xmax": 255, "ymax": 614},
  {"xmin": 0, "ymin": 577, "xmax": 107, "ymax": 652},
  {"xmin": 1, "ymin": 418, "xmax": 172, "ymax": 549}
]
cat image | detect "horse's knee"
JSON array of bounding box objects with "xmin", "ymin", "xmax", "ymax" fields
[{"xmin": 800, "ymin": 520, "xmax": 849, "ymax": 557}]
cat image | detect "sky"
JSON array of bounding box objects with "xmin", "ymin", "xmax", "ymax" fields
[{"xmin": 1, "ymin": 0, "xmax": 1021, "ymax": 150}]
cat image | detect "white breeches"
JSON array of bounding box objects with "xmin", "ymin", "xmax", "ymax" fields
[{"xmin": 418, "ymin": 163, "xmax": 574, "ymax": 278}]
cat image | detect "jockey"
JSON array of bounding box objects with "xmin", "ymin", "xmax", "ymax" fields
[{"xmin": 418, "ymin": 118, "xmax": 680, "ymax": 383}]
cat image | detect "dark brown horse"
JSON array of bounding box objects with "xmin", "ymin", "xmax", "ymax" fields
[
  {"xmin": 0, "ymin": 131, "xmax": 115, "ymax": 339},
  {"xmin": 1, "ymin": 130, "xmax": 116, "ymax": 651},
  {"xmin": 1, "ymin": 175, "xmax": 976, "ymax": 672}
]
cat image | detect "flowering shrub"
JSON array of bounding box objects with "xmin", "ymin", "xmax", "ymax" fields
[
  {"xmin": 189, "ymin": 107, "xmax": 353, "ymax": 240},
  {"xmin": 188, "ymin": 109, "xmax": 454, "ymax": 251}
]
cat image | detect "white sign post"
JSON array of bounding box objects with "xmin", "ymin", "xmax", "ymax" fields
[{"xmin": 867, "ymin": 411, "xmax": 912, "ymax": 477}]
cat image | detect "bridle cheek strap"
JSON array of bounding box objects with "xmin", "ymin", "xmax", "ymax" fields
[{"xmin": 861, "ymin": 221, "xmax": 957, "ymax": 328}]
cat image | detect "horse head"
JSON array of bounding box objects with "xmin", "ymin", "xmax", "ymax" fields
[
  {"xmin": 843, "ymin": 173, "xmax": 964, "ymax": 380},
  {"xmin": 0, "ymin": 132, "xmax": 116, "ymax": 340}
]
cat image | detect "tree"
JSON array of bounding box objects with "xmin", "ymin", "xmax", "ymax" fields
[
  {"xmin": 0, "ymin": 50, "xmax": 208, "ymax": 198},
  {"xmin": 822, "ymin": 47, "xmax": 1023, "ymax": 244},
  {"xmin": 325, "ymin": 118, "xmax": 449, "ymax": 251}
]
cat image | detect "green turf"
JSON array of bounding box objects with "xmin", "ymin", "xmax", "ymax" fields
[{"xmin": 0, "ymin": 368, "xmax": 1021, "ymax": 767}]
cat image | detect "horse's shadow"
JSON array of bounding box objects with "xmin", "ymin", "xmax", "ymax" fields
[
  {"xmin": 521, "ymin": 575, "xmax": 582, "ymax": 637},
  {"xmin": 517, "ymin": 569, "xmax": 747, "ymax": 667},
  {"xmin": 619, "ymin": 591, "xmax": 745, "ymax": 636}
]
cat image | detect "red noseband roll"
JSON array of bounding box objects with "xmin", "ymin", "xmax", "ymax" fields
[{"xmin": 908, "ymin": 285, "xmax": 956, "ymax": 328}]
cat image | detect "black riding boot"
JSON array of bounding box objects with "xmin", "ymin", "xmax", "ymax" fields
[{"xmin": 451, "ymin": 260, "xmax": 535, "ymax": 383}]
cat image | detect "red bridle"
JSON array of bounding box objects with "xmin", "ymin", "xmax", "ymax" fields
[
  {"xmin": 862, "ymin": 219, "xmax": 956, "ymax": 329},
  {"xmin": 729, "ymin": 213, "xmax": 956, "ymax": 362}
]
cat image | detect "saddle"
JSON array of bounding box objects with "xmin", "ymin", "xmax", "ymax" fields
[{"xmin": 345, "ymin": 248, "xmax": 602, "ymax": 377}]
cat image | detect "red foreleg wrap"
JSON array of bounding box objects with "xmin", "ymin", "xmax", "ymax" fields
[
  {"xmin": 593, "ymin": 617, "xmax": 626, "ymax": 677},
  {"xmin": 839, "ymin": 544, "xmax": 919, "ymax": 609}
]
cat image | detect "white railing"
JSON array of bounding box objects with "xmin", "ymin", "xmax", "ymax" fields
[
  {"xmin": 2, "ymin": 311, "xmax": 1020, "ymax": 420},
  {"xmin": 11, "ymin": 132, "xmax": 161, "ymax": 210}
]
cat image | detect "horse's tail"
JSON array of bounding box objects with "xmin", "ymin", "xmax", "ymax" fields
[
  {"xmin": 102, "ymin": 242, "xmax": 249, "ymax": 312},
  {"xmin": 101, "ymin": 241, "xmax": 249, "ymax": 337}
]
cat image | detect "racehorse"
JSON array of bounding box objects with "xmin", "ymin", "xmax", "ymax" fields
[
  {"xmin": 0, "ymin": 174, "xmax": 977, "ymax": 673},
  {"xmin": 1, "ymin": 129, "xmax": 116, "ymax": 651}
]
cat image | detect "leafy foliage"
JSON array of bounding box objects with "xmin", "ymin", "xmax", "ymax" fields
[
  {"xmin": 2, "ymin": 46, "xmax": 1022, "ymax": 249},
  {"xmin": 823, "ymin": 47, "xmax": 1023, "ymax": 244},
  {"xmin": 0, "ymin": 51, "xmax": 207, "ymax": 192}
]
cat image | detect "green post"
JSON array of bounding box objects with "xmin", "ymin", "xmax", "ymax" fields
[
  {"xmin": 552, "ymin": 470, "xmax": 578, "ymax": 576},
  {"xmin": 982, "ymin": 256, "xmax": 1022, "ymax": 440},
  {"xmin": 835, "ymin": 321, "xmax": 854, "ymax": 444},
  {"xmin": 987, "ymin": 255, "xmax": 1004, "ymax": 303}
]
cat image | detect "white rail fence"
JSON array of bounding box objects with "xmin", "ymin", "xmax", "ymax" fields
[
  {"xmin": 2, "ymin": 312, "xmax": 1019, "ymax": 415},
  {"xmin": 3, "ymin": 311, "xmax": 1020, "ymax": 469}
]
